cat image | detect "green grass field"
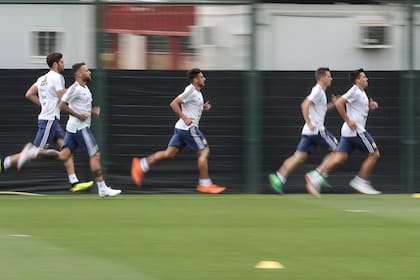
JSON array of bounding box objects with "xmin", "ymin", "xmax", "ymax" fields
[{"xmin": 0, "ymin": 194, "xmax": 419, "ymax": 280}]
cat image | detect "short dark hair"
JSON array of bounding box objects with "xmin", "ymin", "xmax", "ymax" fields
[
  {"xmin": 350, "ymin": 68, "xmax": 365, "ymax": 84},
  {"xmin": 315, "ymin": 67, "xmax": 330, "ymax": 81},
  {"xmin": 72, "ymin": 62, "xmax": 86, "ymax": 76},
  {"xmin": 187, "ymin": 68, "xmax": 202, "ymax": 82},
  {"xmin": 46, "ymin": 52, "xmax": 63, "ymax": 68}
]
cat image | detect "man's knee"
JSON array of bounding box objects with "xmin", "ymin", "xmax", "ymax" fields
[
  {"xmin": 293, "ymin": 152, "xmax": 307, "ymax": 165},
  {"xmin": 164, "ymin": 149, "xmax": 178, "ymax": 160},
  {"xmin": 334, "ymin": 153, "xmax": 348, "ymax": 165},
  {"xmin": 370, "ymin": 150, "xmax": 380, "ymax": 160}
]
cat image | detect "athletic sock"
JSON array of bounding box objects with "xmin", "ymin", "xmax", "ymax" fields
[
  {"xmin": 276, "ymin": 171, "xmax": 286, "ymax": 184},
  {"xmin": 30, "ymin": 147, "xmax": 40, "ymax": 159},
  {"xmin": 97, "ymin": 181, "xmax": 107, "ymax": 189},
  {"xmin": 140, "ymin": 158, "xmax": 150, "ymax": 173},
  {"xmin": 68, "ymin": 174, "xmax": 79, "ymax": 184},
  {"xmin": 199, "ymin": 178, "xmax": 212, "ymax": 186},
  {"xmin": 355, "ymin": 176, "xmax": 369, "ymax": 185},
  {"xmin": 316, "ymin": 168, "xmax": 328, "ymax": 178},
  {"xmin": 3, "ymin": 156, "xmax": 12, "ymax": 170}
]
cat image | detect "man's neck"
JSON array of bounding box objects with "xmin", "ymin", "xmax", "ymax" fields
[
  {"xmin": 77, "ymin": 79, "xmax": 87, "ymax": 87},
  {"xmin": 192, "ymin": 83, "xmax": 201, "ymax": 91},
  {"xmin": 355, "ymin": 83, "xmax": 364, "ymax": 91},
  {"xmin": 317, "ymin": 82, "xmax": 326, "ymax": 91}
]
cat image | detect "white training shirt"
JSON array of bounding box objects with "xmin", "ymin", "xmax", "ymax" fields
[
  {"xmin": 61, "ymin": 82, "xmax": 92, "ymax": 133},
  {"xmin": 340, "ymin": 84, "xmax": 369, "ymax": 137},
  {"xmin": 174, "ymin": 84, "xmax": 204, "ymax": 130},
  {"xmin": 34, "ymin": 70, "xmax": 65, "ymax": 120},
  {"xmin": 301, "ymin": 84, "xmax": 327, "ymax": 135}
]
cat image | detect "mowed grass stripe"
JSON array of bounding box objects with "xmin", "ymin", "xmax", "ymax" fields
[
  {"xmin": 0, "ymin": 228, "xmax": 156, "ymax": 280},
  {"xmin": 0, "ymin": 194, "xmax": 418, "ymax": 280}
]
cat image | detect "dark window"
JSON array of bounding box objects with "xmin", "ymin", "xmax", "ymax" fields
[{"xmin": 149, "ymin": 35, "xmax": 169, "ymax": 53}]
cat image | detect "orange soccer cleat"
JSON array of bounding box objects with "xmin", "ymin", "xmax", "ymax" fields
[
  {"xmin": 196, "ymin": 184, "xmax": 226, "ymax": 194},
  {"xmin": 131, "ymin": 157, "xmax": 145, "ymax": 187}
]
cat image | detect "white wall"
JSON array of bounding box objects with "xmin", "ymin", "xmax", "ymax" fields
[
  {"xmin": 257, "ymin": 4, "xmax": 408, "ymax": 70},
  {"xmin": 0, "ymin": 4, "xmax": 95, "ymax": 69},
  {"xmin": 194, "ymin": 5, "xmax": 250, "ymax": 70},
  {"xmin": 1, "ymin": 3, "xmax": 420, "ymax": 71},
  {"xmin": 195, "ymin": 3, "xmax": 420, "ymax": 71}
]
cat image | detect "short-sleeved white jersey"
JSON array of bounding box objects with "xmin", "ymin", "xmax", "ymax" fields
[
  {"xmin": 301, "ymin": 84, "xmax": 327, "ymax": 135},
  {"xmin": 174, "ymin": 84, "xmax": 204, "ymax": 130},
  {"xmin": 34, "ymin": 70, "xmax": 65, "ymax": 120},
  {"xmin": 61, "ymin": 82, "xmax": 92, "ymax": 133},
  {"xmin": 341, "ymin": 84, "xmax": 369, "ymax": 137}
]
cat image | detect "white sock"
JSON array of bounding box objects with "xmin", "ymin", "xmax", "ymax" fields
[
  {"xmin": 140, "ymin": 158, "xmax": 150, "ymax": 173},
  {"xmin": 3, "ymin": 156, "xmax": 12, "ymax": 170},
  {"xmin": 68, "ymin": 174, "xmax": 79, "ymax": 184},
  {"xmin": 97, "ymin": 181, "xmax": 107, "ymax": 189},
  {"xmin": 316, "ymin": 168, "xmax": 328, "ymax": 178},
  {"xmin": 276, "ymin": 171, "xmax": 286, "ymax": 184},
  {"xmin": 199, "ymin": 178, "xmax": 212, "ymax": 186},
  {"xmin": 30, "ymin": 147, "xmax": 40, "ymax": 159},
  {"xmin": 355, "ymin": 176, "xmax": 369, "ymax": 185}
]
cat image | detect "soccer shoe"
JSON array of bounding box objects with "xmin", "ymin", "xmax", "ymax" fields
[
  {"xmin": 131, "ymin": 157, "xmax": 144, "ymax": 187},
  {"xmin": 268, "ymin": 173, "xmax": 284, "ymax": 194},
  {"xmin": 304, "ymin": 170, "xmax": 322, "ymax": 198},
  {"xmin": 98, "ymin": 186, "xmax": 122, "ymax": 198},
  {"xmin": 17, "ymin": 143, "xmax": 35, "ymax": 170},
  {"xmin": 349, "ymin": 178, "xmax": 381, "ymax": 195},
  {"xmin": 70, "ymin": 181, "xmax": 95, "ymax": 192},
  {"xmin": 197, "ymin": 184, "xmax": 226, "ymax": 194}
]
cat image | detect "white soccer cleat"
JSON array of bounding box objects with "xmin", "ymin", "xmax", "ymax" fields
[
  {"xmin": 306, "ymin": 182, "xmax": 321, "ymax": 198},
  {"xmin": 349, "ymin": 178, "xmax": 381, "ymax": 195},
  {"xmin": 98, "ymin": 186, "xmax": 122, "ymax": 198},
  {"xmin": 17, "ymin": 143, "xmax": 35, "ymax": 170},
  {"xmin": 304, "ymin": 170, "xmax": 322, "ymax": 198}
]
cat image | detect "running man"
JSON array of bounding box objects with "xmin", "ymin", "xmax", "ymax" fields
[
  {"xmin": 305, "ymin": 68, "xmax": 381, "ymax": 196},
  {"xmin": 268, "ymin": 67, "xmax": 338, "ymax": 194},
  {"xmin": 131, "ymin": 68, "xmax": 226, "ymax": 194},
  {"xmin": 18, "ymin": 63, "xmax": 121, "ymax": 198},
  {"xmin": 0, "ymin": 52, "xmax": 93, "ymax": 192}
]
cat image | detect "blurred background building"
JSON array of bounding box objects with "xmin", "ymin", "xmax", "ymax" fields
[
  {"xmin": 1, "ymin": 1, "xmax": 420, "ymax": 70},
  {"xmin": 0, "ymin": 0, "xmax": 419, "ymax": 194}
]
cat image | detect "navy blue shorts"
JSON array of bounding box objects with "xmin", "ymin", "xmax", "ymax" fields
[
  {"xmin": 63, "ymin": 127, "xmax": 99, "ymax": 157},
  {"xmin": 296, "ymin": 129, "xmax": 338, "ymax": 154},
  {"xmin": 337, "ymin": 131, "xmax": 378, "ymax": 154},
  {"xmin": 33, "ymin": 119, "xmax": 65, "ymax": 148},
  {"xmin": 168, "ymin": 127, "xmax": 208, "ymax": 151}
]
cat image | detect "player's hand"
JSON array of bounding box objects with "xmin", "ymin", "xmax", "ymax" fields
[
  {"xmin": 183, "ymin": 117, "xmax": 193, "ymax": 126},
  {"xmin": 92, "ymin": 106, "xmax": 101, "ymax": 118},
  {"xmin": 369, "ymin": 98, "xmax": 379, "ymax": 110},
  {"xmin": 307, "ymin": 122, "xmax": 316, "ymax": 131},
  {"xmin": 331, "ymin": 94, "xmax": 340, "ymax": 103},
  {"xmin": 346, "ymin": 119, "xmax": 356, "ymax": 130},
  {"xmin": 203, "ymin": 101, "xmax": 211, "ymax": 112},
  {"xmin": 78, "ymin": 113, "xmax": 90, "ymax": 121}
]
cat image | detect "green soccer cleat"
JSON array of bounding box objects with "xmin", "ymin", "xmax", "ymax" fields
[
  {"xmin": 268, "ymin": 173, "xmax": 284, "ymax": 195},
  {"xmin": 320, "ymin": 176, "xmax": 332, "ymax": 189},
  {"xmin": 70, "ymin": 181, "xmax": 95, "ymax": 192}
]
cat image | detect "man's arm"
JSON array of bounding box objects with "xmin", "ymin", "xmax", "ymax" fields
[
  {"xmin": 335, "ymin": 96, "xmax": 356, "ymax": 130},
  {"xmin": 56, "ymin": 89, "xmax": 67, "ymax": 100},
  {"xmin": 170, "ymin": 97, "xmax": 192, "ymax": 125},
  {"xmin": 59, "ymin": 101, "xmax": 89, "ymax": 121},
  {"xmin": 327, "ymin": 94, "xmax": 338, "ymax": 111},
  {"xmin": 301, "ymin": 98, "xmax": 315, "ymax": 130},
  {"xmin": 25, "ymin": 84, "xmax": 40, "ymax": 106},
  {"xmin": 369, "ymin": 98, "xmax": 379, "ymax": 111}
]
